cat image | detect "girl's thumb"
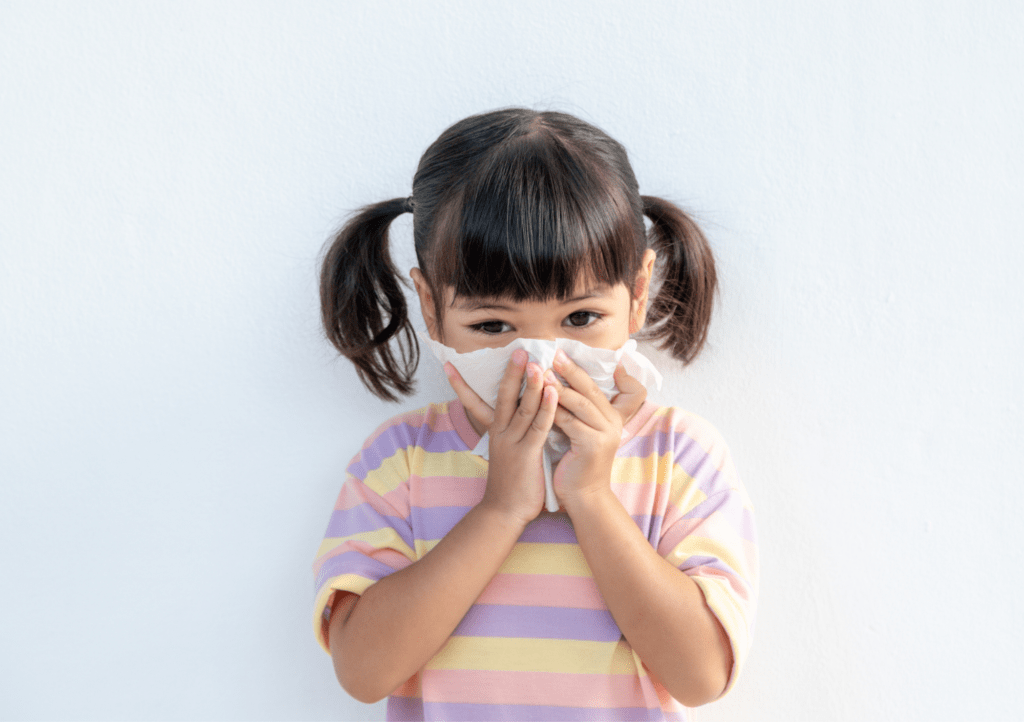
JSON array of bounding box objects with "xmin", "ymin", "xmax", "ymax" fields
[{"xmin": 610, "ymin": 364, "xmax": 647, "ymax": 422}]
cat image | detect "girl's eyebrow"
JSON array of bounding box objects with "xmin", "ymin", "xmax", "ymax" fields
[
  {"xmin": 454, "ymin": 291, "xmax": 606, "ymax": 312},
  {"xmin": 455, "ymin": 301, "xmax": 517, "ymax": 311}
]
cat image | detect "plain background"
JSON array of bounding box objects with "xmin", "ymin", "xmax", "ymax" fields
[{"xmin": 2, "ymin": 2, "xmax": 1022, "ymax": 720}]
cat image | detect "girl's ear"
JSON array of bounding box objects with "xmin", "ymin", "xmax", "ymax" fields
[
  {"xmin": 410, "ymin": 268, "xmax": 441, "ymax": 341},
  {"xmin": 629, "ymin": 249, "xmax": 657, "ymax": 334}
]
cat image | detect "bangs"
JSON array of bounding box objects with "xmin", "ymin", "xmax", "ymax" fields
[{"xmin": 424, "ymin": 130, "xmax": 644, "ymax": 303}]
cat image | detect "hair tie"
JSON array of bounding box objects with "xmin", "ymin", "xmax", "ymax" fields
[{"xmin": 403, "ymin": 196, "xmax": 415, "ymax": 214}]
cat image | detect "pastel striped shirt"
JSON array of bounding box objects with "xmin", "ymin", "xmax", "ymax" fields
[{"xmin": 312, "ymin": 399, "xmax": 757, "ymax": 721}]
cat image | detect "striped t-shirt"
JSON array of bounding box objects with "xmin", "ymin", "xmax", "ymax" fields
[{"xmin": 312, "ymin": 399, "xmax": 757, "ymax": 721}]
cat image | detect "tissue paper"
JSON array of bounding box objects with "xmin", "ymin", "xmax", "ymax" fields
[{"xmin": 421, "ymin": 334, "xmax": 662, "ymax": 511}]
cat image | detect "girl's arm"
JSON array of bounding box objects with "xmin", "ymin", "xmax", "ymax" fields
[
  {"xmin": 328, "ymin": 501, "xmax": 532, "ymax": 703},
  {"xmin": 549, "ymin": 353, "xmax": 733, "ymax": 707},
  {"xmin": 328, "ymin": 352, "xmax": 557, "ymax": 703},
  {"xmin": 561, "ymin": 489, "xmax": 733, "ymax": 707}
]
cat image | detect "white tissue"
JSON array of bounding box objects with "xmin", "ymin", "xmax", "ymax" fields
[{"xmin": 421, "ymin": 334, "xmax": 662, "ymax": 511}]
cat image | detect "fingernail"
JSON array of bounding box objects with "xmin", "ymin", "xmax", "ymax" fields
[
  {"xmin": 512, "ymin": 349, "xmax": 527, "ymax": 366},
  {"xmin": 443, "ymin": 362, "xmax": 455, "ymax": 378},
  {"xmin": 544, "ymin": 368, "xmax": 558, "ymax": 384},
  {"xmin": 554, "ymin": 349, "xmax": 569, "ymax": 365}
]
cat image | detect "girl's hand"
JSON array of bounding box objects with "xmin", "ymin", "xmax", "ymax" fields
[
  {"xmin": 444, "ymin": 350, "xmax": 559, "ymax": 526},
  {"xmin": 548, "ymin": 350, "xmax": 647, "ymax": 508}
]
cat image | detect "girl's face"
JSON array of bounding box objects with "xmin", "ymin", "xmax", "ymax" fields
[{"xmin": 411, "ymin": 250, "xmax": 656, "ymax": 354}]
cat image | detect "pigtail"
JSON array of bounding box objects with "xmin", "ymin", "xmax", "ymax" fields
[
  {"xmin": 641, "ymin": 196, "xmax": 718, "ymax": 363},
  {"xmin": 320, "ymin": 197, "xmax": 417, "ymax": 401}
]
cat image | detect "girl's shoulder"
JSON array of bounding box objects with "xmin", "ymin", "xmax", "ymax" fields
[
  {"xmin": 356, "ymin": 398, "xmax": 479, "ymax": 455},
  {"xmin": 631, "ymin": 402, "xmax": 733, "ymax": 455},
  {"xmin": 344, "ymin": 400, "xmax": 480, "ymax": 493},
  {"xmin": 629, "ymin": 402, "xmax": 742, "ymax": 491}
]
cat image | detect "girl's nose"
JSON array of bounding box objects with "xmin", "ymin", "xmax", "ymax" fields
[{"xmin": 523, "ymin": 332, "xmax": 559, "ymax": 342}]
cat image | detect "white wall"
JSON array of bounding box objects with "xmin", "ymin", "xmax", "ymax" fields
[{"xmin": 2, "ymin": 2, "xmax": 1022, "ymax": 720}]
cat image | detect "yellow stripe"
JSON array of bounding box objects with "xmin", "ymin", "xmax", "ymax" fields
[
  {"xmin": 317, "ymin": 572, "xmax": 375, "ymax": 599},
  {"xmin": 500, "ymin": 542, "xmax": 592, "ymax": 576},
  {"xmin": 362, "ymin": 449, "xmax": 485, "ymax": 497},
  {"xmin": 669, "ymin": 464, "xmax": 707, "ymax": 514},
  {"xmin": 409, "ymin": 540, "xmax": 593, "ymax": 575},
  {"xmin": 426, "ymin": 636, "xmax": 641, "ymax": 675},
  {"xmin": 610, "ymin": 452, "xmax": 674, "ymax": 486},
  {"xmin": 414, "ymin": 538, "xmax": 437, "ymax": 557},
  {"xmin": 417, "ymin": 449, "xmax": 487, "ymax": 477},
  {"xmin": 668, "ymin": 535, "xmax": 745, "ymax": 577},
  {"xmin": 311, "ymin": 574, "xmax": 377, "ymax": 653},
  {"xmin": 314, "ymin": 536, "xmax": 347, "ymax": 560},
  {"xmin": 361, "ymin": 453, "xmax": 409, "ymax": 496}
]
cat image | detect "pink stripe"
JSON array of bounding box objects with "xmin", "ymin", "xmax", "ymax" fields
[
  {"xmin": 380, "ymin": 485, "xmax": 411, "ymax": 518},
  {"xmin": 611, "ymin": 480, "xmax": 664, "ymax": 516},
  {"xmin": 670, "ymin": 412, "xmax": 731, "ymax": 472},
  {"xmin": 314, "ymin": 541, "xmax": 413, "ymax": 576},
  {"xmin": 476, "ymin": 573, "xmax": 607, "ymax": 610},
  {"xmin": 424, "ymin": 405, "xmax": 459, "ymax": 433},
  {"xmin": 686, "ymin": 564, "xmax": 752, "ymax": 603},
  {"xmin": 311, "ymin": 542, "xmax": 347, "ymax": 576},
  {"xmin": 421, "ymin": 669, "xmax": 659, "ymax": 707},
  {"xmin": 655, "ymin": 518, "xmax": 704, "ymax": 555},
  {"xmin": 411, "ymin": 475, "xmax": 486, "ymax": 508},
  {"xmin": 621, "ymin": 400, "xmax": 661, "ymax": 440},
  {"xmin": 391, "ymin": 673, "xmax": 421, "ymax": 697},
  {"xmin": 333, "ymin": 479, "xmax": 379, "ymax": 510},
  {"xmin": 447, "ymin": 398, "xmax": 482, "ymax": 450},
  {"xmin": 658, "ymin": 511, "xmax": 745, "ymax": 558}
]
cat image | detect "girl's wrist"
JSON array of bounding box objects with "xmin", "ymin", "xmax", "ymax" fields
[
  {"xmin": 475, "ymin": 495, "xmax": 536, "ymax": 533},
  {"xmin": 559, "ymin": 483, "xmax": 620, "ymax": 522}
]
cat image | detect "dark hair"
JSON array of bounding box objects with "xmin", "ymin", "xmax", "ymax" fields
[{"xmin": 320, "ymin": 108, "xmax": 717, "ymax": 401}]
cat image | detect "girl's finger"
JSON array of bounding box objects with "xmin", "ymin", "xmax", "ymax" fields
[
  {"xmin": 507, "ymin": 362, "xmax": 545, "ymax": 440},
  {"xmin": 551, "ymin": 350, "xmax": 615, "ymax": 423},
  {"xmin": 551, "ymin": 380, "xmax": 607, "ymax": 430},
  {"xmin": 522, "ymin": 384, "xmax": 559, "ymax": 447},
  {"xmin": 539, "ymin": 369, "xmax": 593, "ymax": 431},
  {"xmin": 444, "ymin": 362, "xmax": 495, "ymax": 429},
  {"xmin": 610, "ymin": 364, "xmax": 647, "ymax": 423},
  {"xmin": 492, "ymin": 349, "xmax": 529, "ymax": 431}
]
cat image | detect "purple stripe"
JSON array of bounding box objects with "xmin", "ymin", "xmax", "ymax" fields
[
  {"xmin": 325, "ymin": 503, "xmax": 409, "ymax": 536},
  {"xmin": 678, "ymin": 553, "xmax": 740, "ymax": 580},
  {"xmin": 347, "ymin": 425, "xmax": 469, "ymax": 479},
  {"xmin": 630, "ymin": 514, "xmax": 664, "ymax": 546},
  {"xmin": 453, "ymin": 604, "xmax": 621, "ymax": 642},
  {"xmin": 410, "ymin": 505, "xmax": 471, "ymax": 541},
  {"xmin": 681, "ymin": 491, "xmax": 756, "ymax": 542},
  {"xmin": 416, "ymin": 700, "xmax": 674, "ymax": 721},
  {"xmin": 387, "ymin": 696, "xmax": 424, "ymax": 720},
  {"xmin": 618, "ymin": 428, "xmax": 670, "ymax": 458},
  {"xmin": 518, "ymin": 513, "xmax": 579, "ymax": 543},
  {"xmin": 325, "ymin": 505, "xmax": 415, "ymax": 551},
  {"xmin": 618, "ymin": 428, "xmax": 728, "ymax": 499},
  {"xmin": 313, "ymin": 550, "xmax": 397, "ymax": 592},
  {"xmin": 672, "ymin": 435, "xmax": 728, "ymax": 497}
]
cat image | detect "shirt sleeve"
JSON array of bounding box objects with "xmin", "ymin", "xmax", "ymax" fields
[
  {"xmin": 656, "ymin": 411, "xmax": 759, "ymax": 698},
  {"xmin": 311, "ymin": 421, "xmax": 417, "ymax": 653}
]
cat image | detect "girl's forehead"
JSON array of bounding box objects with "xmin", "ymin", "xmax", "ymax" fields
[{"xmin": 448, "ymin": 281, "xmax": 626, "ymax": 310}]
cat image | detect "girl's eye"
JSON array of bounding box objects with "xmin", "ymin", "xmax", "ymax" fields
[
  {"xmin": 470, "ymin": 320, "xmax": 511, "ymax": 335},
  {"xmin": 565, "ymin": 311, "xmax": 600, "ymax": 328}
]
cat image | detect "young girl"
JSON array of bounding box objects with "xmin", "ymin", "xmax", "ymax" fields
[{"xmin": 312, "ymin": 108, "xmax": 757, "ymax": 721}]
